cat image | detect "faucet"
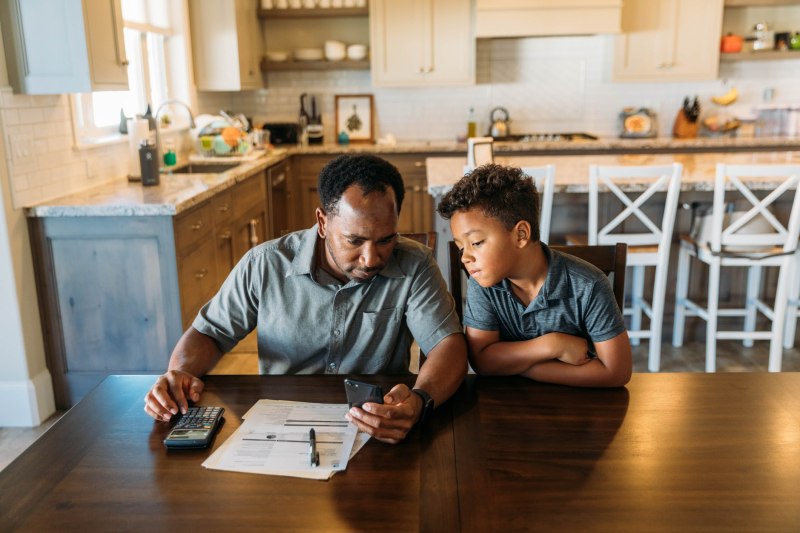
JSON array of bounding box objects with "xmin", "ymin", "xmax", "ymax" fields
[{"xmin": 154, "ymin": 100, "xmax": 197, "ymax": 169}]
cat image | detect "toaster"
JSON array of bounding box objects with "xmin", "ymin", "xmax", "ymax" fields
[{"xmin": 262, "ymin": 122, "xmax": 300, "ymax": 145}]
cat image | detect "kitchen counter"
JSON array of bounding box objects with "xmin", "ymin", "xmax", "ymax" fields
[
  {"xmin": 426, "ymin": 150, "xmax": 800, "ymax": 195},
  {"xmin": 24, "ymin": 149, "xmax": 289, "ymax": 218},
  {"xmin": 24, "ymin": 137, "xmax": 800, "ymax": 218}
]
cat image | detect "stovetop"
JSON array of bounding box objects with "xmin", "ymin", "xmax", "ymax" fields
[{"xmin": 495, "ymin": 132, "xmax": 598, "ymax": 142}]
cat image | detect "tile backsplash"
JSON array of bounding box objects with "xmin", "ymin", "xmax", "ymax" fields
[{"xmin": 4, "ymin": 35, "xmax": 800, "ymax": 208}]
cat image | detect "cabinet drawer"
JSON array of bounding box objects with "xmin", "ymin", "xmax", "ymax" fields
[
  {"xmin": 175, "ymin": 202, "xmax": 214, "ymax": 253},
  {"xmin": 382, "ymin": 155, "xmax": 428, "ymax": 180},
  {"xmin": 212, "ymin": 190, "xmax": 234, "ymax": 226},
  {"xmin": 234, "ymin": 173, "xmax": 266, "ymax": 214},
  {"xmin": 178, "ymin": 238, "xmax": 218, "ymax": 325}
]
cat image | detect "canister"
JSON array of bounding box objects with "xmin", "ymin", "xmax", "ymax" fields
[{"xmin": 139, "ymin": 140, "xmax": 160, "ymax": 186}]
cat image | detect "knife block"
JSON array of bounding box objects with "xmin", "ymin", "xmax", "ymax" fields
[{"xmin": 672, "ymin": 109, "xmax": 698, "ymax": 139}]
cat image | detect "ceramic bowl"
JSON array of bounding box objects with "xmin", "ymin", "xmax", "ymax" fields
[
  {"xmin": 346, "ymin": 44, "xmax": 368, "ymax": 61},
  {"xmin": 265, "ymin": 51, "xmax": 289, "ymax": 62},
  {"xmin": 324, "ymin": 40, "xmax": 346, "ymax": 61},
  {"xmin": 294, "ymin": 48, "xmax": 324, "ymax": 61}
]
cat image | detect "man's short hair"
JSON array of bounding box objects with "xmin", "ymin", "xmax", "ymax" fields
[
  {"xmin": 318, "ymin": 154, "xmax": 405, "ymax": 215},
  {"xmin": 437, "ymin": 164, "xmax": 540, "ymax": 242}
]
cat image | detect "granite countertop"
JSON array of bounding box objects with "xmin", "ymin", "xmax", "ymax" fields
[
  {"xmin": 25, "ymin": 149, "xmax": 290, "ymax": 218},
  {"xmin": 24, "ymin": 135, "xmax": 800, "ymax": 218},
  {"xmin": 426, "ymin": 150, "xmax": 800, "ymax": 195}
]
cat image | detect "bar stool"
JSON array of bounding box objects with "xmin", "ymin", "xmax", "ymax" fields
[
  {"xmin": 567, "ymin": 163, "xmax": 683, "ymax": 372},
  {"xmin": 672, "ymin": 163, "xmax": 800, "ymax": 372}
]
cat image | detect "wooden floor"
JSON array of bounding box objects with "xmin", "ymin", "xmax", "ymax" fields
[{"xmin": 2, "ymin": 337, "xmax": 798, "ymax": 473}]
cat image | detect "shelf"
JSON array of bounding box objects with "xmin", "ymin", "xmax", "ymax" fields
[
  {"xmin": 721, "ymin": 50, "xmax": 800, "ymax": 61},
  {"xmin": 260, "ymin": 58, "xmax": 370, "ymax": 71},
  {"xmin": 257, "ymin": 7, "xmax": 368, "ymax": 18},
  {"xmin": 724, "ymin": 0, "xmax": 799, "ymax": 6}
]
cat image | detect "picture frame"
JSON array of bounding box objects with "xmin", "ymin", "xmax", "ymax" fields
[{"xmin": 335, "ymin": 94, "xmax": 375, "ymax": 144}]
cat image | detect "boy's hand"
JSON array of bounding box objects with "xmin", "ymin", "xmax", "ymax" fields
[{"xmin": 547, "ymin": 332, "xmax": 592, "ymax": 366}]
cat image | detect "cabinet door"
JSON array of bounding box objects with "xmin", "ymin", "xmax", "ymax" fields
[
  {"xmin": 370, "ymin": 0, "xmax": 474, "ymax": 87},
  {"xmin": 613, "ymin": 0, "xmax": 723, "ymax": 81},
  {"xmin": 189, "ymin": 0, "xmax": 263, "ymax": 91},
  {"xmin": 0, "ymin": 0, "xmax": 128, "ymax": 94},
  {"xmin": 82, "ymin": 0, "xmax": 129, "ymax": 89},
  {"xmin": 267, "ymin": 160, "xmax": 292, "ymax": 238}
]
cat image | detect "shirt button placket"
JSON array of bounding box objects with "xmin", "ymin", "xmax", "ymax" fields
[{"xmin": 326, "ymin": 293, "xmax": 346, "ymax": 374}]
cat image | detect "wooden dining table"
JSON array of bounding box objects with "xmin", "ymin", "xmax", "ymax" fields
[{"xmin": 2, "ymin": 372, "xmax": 799, "ymax": 532}]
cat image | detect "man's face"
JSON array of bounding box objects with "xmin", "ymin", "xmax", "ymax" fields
[{"xmin": 317, "ymin": 185, "xmax": 399, "ymax": 283}]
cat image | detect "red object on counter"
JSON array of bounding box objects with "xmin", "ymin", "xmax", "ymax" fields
[{"xmin": 721, "ymin": 33, "xmax": 743, "ymax": 53}]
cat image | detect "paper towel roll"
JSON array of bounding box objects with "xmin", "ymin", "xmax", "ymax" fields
[{"xmin": 127, "ymin": 117, "xmax": 149, "ymax": 180}]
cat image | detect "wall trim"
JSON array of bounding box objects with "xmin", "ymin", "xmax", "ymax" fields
[{"xmin": 0, "ymin": 369, "xmax": 56, "ymax": 427}]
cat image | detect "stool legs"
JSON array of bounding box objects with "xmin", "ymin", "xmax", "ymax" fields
[
  {"xmin": 629, "ymin": 266, "xmax": 645, "ymax": 346},
  {"xmin": 769, "ymin": 258, "xmax": 791, "ymax": 372},
  {"xmin": 672, "ymin": 244, "xmax": 691, "ymax": 348},
  {"xmin": 706, "ymin": 260, "xmax": 721, "ymax": 373},
  {"xmin": 783, "ymin": 258, "xmax": 799, "ymax": 349},
  {"xmin": 743, "ymin": 266, "xmax": 762, "ymax": 348}
]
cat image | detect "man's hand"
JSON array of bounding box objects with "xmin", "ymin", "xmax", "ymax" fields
[
  {"xmin": 143, "ymin": 370, "xmax": 205, "ymax": 422},
  {"xmin": 345, "ymin": 383, "xmax": 422, "ymax": 444},
  {"xmin": 546, "ymin": 332, "xmax": 592, "ymax": 366}
]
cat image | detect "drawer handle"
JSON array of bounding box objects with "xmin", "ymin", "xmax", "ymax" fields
[
  {"xmin": 414, "ymin": 161, "xmax": 424, "ymax": 167},
  {"xmin": 190, "ymin": 221, "xmax": 203, "ymax": 230},
  {"xmin": 249, "ymin": 218, "xmax": 260, "ymax": 247},
  {"xmin": 219, "ymin": 231, "xmax": 232, "ymax": 240},
  {"xmin": 194, "ymin": 268, "xmax": 209, "ymax": 279},
  {"xmin": 272, "ymin": 173, "xmax": 286, "ymax": 186},
  {"xmin": 218, "ymin": 204, "xmax": 230, "ymax": 212}
]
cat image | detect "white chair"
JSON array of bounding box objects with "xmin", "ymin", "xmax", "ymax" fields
[
  {"xmin": 465, "ymin": 137, "xmax": 494, "ymax": 173},
  {"xmin": 783, "ymin": 262, "xmax": 800, "ymax": 348},
  {"xmin": 568, "ymin": 163, "xmax": 683, "ymax": 372},
  {"xmin": 672, "ymin": 163, "xmax": 800, "ymax": 372}
]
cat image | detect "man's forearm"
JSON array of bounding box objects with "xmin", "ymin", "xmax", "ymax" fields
[
  {"xmin": 413, "ymin": 333, "xmax": 468, "ymax": 407},
  {"xmin": 167, "ymin": 327, "xmax": 224, "ymax": 377}
]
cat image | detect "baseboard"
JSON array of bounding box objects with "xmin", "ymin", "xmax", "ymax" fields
[{"xmin": 0, "ymin": 369, "xmax": 56, "ymax": 427}]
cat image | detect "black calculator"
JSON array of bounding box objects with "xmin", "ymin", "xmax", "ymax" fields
[{"xmin": 163, "ymin": 406, "xmax": 224, "ymax": 449}]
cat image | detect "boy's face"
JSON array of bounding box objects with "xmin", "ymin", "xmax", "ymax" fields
[{"xmin": 450, "ymin": 208, "xmax": 519, "ymax": 288}]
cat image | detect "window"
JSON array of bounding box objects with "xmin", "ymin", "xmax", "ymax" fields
[{"xmin": 72, "ymin": 0, "xmax": 190, "ymax": 145}]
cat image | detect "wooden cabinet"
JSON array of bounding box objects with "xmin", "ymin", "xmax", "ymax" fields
[
  {"xmin": 267, "ymin": 159, "xmax": 292, "ymax": 238},
  {"xmin": 29, "ymin": 165, "xmax": 274, "ymax": 408},
  {"xmin": 613, "ymin": 0, "xmax": 724, "ymax": 81},
  {"xmin": 475, "ymin": 0, "xmax": 622, "ymax": 38},
  {"xmin": 369, "ymin": 0, "xmax": 474, "ymax": 87},
  {"xmin": 0, "ymin": 0, "xmax": 129, "ymax": 94},
  {"xmin": 189, "ymin": 0, "xmax": 263, "ymax": 91},
  {"xmin": 289, "ymin": 154, "xmax": 434, "ymax": 233}
]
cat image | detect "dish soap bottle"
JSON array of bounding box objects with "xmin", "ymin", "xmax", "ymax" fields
[{"xmin": 467, "ymin": 107, "xmax": 477, "ymax": 138}]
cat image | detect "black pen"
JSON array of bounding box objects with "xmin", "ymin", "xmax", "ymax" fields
[{"xmin": 309, "ymin": 428, "xmax": 319, "ymax": 467}]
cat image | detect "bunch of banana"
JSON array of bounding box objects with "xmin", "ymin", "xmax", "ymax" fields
[{"xmin": 711, "ymin": 87, "xmax": 738, "ymax": 106}]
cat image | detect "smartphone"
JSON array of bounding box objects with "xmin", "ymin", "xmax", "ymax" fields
[{"xmin": 344, "ymin": 379, "xmax": 384, "ymax": 409}]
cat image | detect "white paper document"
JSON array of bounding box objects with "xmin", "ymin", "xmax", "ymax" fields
[{"xmin": 202, "ymin": 399, "xmax": 363, "ymax": 480}]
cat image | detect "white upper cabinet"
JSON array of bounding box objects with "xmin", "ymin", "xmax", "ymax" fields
[
  {"xmin": 613, "ymin": 0, "xmax": 724, "ymax": 81},
  {"xmin": 370, "ymin": 0, "xmax": 474, "ymax": 88},
  {"xmin": 189, "ymin": 0, "xmax": 263, "ymax": 91},
  {"xmin": 0, "ymin": 0, "xmax": 129, "ymax": 94},
  {"xmin": 476, "ymin": 0, "xmax": 622, "ymax": 38}
]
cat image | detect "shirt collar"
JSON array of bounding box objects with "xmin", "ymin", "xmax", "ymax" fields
[
  {"xmin": 286, "ymin": 225, "xmax": 406, "ymax": 280},
  {"xmin": 488, "ymin": 243, "xmax": 571, "ymax": 311}
]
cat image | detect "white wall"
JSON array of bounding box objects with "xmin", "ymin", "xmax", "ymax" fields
[{"xmin": 0, "ymin": 25, "xmax": 54, "ymax": 427}]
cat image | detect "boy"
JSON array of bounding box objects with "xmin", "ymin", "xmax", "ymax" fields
[{"xmin": 437, "ymin": 164, "xmax": 632, "ymax": 387}]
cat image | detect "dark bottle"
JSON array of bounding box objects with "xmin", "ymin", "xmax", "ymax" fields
[{"xmin": 139, "ymin": 140, "xmax": 160, "ymax": 186}]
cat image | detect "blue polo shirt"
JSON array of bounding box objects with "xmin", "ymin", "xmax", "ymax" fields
[{"xmin": 463, "ymin": 243, "xmax": 626, "ymax": 352}]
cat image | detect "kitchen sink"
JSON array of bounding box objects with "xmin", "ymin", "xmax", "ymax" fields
[{"xmin": 167, "ymin": 162, "xmax": 242, "ymax": 174}]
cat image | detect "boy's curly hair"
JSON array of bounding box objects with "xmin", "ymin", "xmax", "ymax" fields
[
  {"xmin": 437, "ymin": 164, "xmax": 540, "ymax": 242},
  {"xmin": 318, "ymin": 154, "xmax": 405, "ymax": 215}
]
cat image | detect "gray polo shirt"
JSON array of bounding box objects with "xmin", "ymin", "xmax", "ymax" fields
[
  {"xmin": 193, "ymin": 226, "xmax": 462, "ymax": 375},
  {"xmin": 463, "ymin": 244, "xmax": 625, "ymax": 352}
]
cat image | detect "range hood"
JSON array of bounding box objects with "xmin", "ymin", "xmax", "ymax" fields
[{"xmin": 476, "ymin": 0, "xmax": 623, "ymax": 39}]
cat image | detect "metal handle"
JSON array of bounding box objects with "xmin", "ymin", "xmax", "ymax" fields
[
  {"xmin": 194, "ymin": 268, "xmax": 208, "ymax": 279},
  {"xmin": 110, "ymin": 0, "xmax": 128, "ymax": 68},
  {"xmin": 218, "ymin": 204, "xmax": 230, "ymax": 213},
  {"xmin": 272, "ymin": 173, "xmax": 286, "ymax": 187},
  {"xmin": 414, "ymin": 161, "xmax": 424, "ymax": 168},
  {"xmin": 249, "ymin": 219, "xmax": 260, "ymax": 248},
  {"xmin": 190, "ymin": 221, "xmax": 203, "ymax": 230},
  {"xmin": 218, "ymin": 231, "xmax": 232, "ymax": 240}
]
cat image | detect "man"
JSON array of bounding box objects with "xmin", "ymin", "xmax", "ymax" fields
[{"xmin": 144, "ymin": 154, "xmax": 467, "ymax": 443}]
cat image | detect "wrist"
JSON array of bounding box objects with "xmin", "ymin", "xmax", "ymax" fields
[{"xmin": 411, "ymin": 388, "xmax": 434, "ymax": 427}]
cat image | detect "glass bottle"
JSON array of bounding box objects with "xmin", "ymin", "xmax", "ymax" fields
[{"xmin": 467, "ymin": 107, "xmax": 477, "ymax": 138}]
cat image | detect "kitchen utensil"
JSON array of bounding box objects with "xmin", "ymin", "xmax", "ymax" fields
[
  {"xmin": 720, "ymin": 33, "xmax": 743, "ymax": 53},
  {"xmin": 618, "ymin": 107, "xmax": 658, "ymax": 138},
  {"xmin": 752, "ymin": 21, "xmax": 775, "ymax": 51},
  {"xmin": 346, "ymin": 44, "xmax": 367, "ymax": 60},
  {"xmin": 673, "ymin": 96, "xmax": 700, "ymax": 139},
  {"xmin": 489, "ymin": 107, "xmax": 510, "ymax": 138},
  {"xmin": 324, "ymin": 40, "xmax": 346, "ymax": 61},
  {"xmin": 307, "ymin": 95, "xmax": 323, "ymax": 145}
]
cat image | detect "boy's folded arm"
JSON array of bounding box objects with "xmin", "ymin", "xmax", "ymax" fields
[
  {"xmin": 466, "ymin": 327, "xmax": 585, "ymax": 375},
  {"xmin": 522, "ymin": 332, "xmax": 633, "ymax": 387}
]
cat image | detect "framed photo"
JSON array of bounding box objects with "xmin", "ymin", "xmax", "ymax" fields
[{"xmin": 335, "ymin": 94, "xmax": 375, "ymax": 144}]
